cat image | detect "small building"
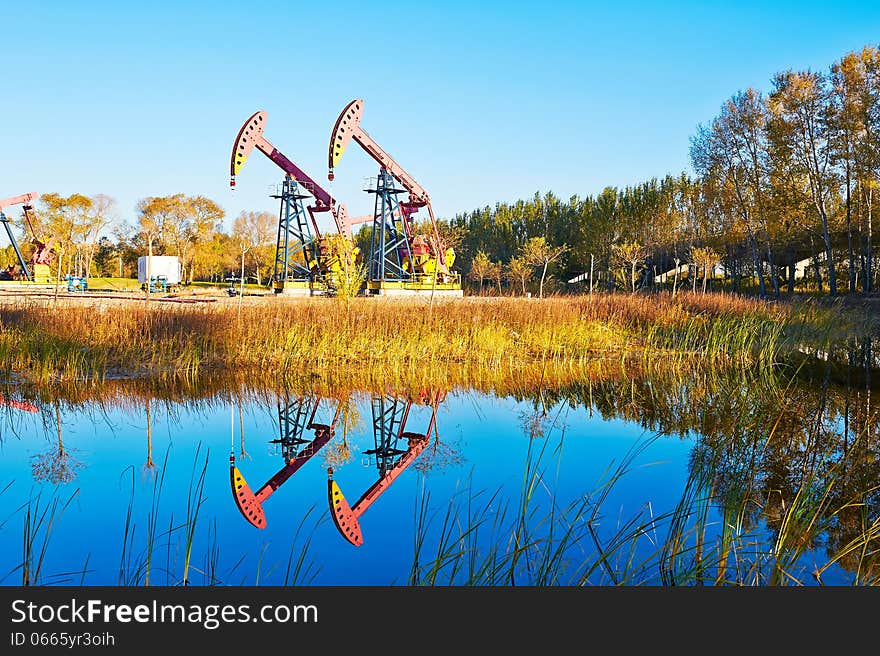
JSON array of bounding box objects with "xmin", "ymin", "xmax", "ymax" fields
[{"xmin": 137, "ymin": 256, "xmax": 181, "ymax": 285}]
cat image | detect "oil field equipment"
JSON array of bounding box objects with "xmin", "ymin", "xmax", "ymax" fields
[
  {"xmin": 231, "ymin": 394, "xmax": 343, "ymax": 529},
  {"xmin": 0, "ymin": 192, "xmax": 54, "ymax": 283},
  {"xmin": 137, "ymin": 255, "xmax": 181, "ymax": 293},
  {"xmin": 328, "ymin": 388, "xmax": 444, "ymax": 546},
  {"xmin": 328, "ymin": 99, "xmax": 462, "ymax": 296},
  {"xmin": 65, "ymin": 275, "xmax": 87, "ymax": 293},
  {"xmin": 224, "ymin": 276, "xmax": 242, "ymax": 297},
  {"xmin": 144, "ymin": 276, "xmax": 169, "ymax": 294},
  {"xmin": 230, "ymin": 111, "xmax": 370, "ymax": 295}
]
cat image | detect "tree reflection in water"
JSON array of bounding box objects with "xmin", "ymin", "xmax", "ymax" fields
[
  {"xmin": 4, "ymin": 339, "xmax": 879, "ymax": 585},
  {"xmin": 31, "ymin": 400, "xmax": 82, "ymax": 485}
]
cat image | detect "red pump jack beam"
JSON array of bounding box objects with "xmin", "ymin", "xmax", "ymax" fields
[
  {"xmin": 231, "ymin": 403, "xmax": 341, "ymax": 529},
  {"xmin": 327, "ymin": 392, "xmax": 440, "ymax": 546},
  {"xmin": 230, "ymin": 111, "xmax": 370, "ymax": 239},
  {"xmin": 327, "ymin": 433, "xmax": 429, "ymax": 546},
  {"xmin": 0, "ymin": 395, "xmax": 39, "ymax": 413}
]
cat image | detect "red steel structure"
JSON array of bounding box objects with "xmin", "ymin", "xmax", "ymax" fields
[
  {"xmin": 231, "ymin": 111, "xmax": 369, "ymax": 240},
  {"xmin": 231, "ymin": 111, "xmax": 371, "ymax": 293},
  {"xmin": 328, "ymin": 388, "xmax": 444, "ymax": 546},
  {"xmin": 328, "ymin": 99, "xmax": 460, "ymax": 292},
  {"xmin": 231, "ymin": 395, "xmax": 343, "ymax": 529},
  {"xmin": 0, "ymin": 192, "xmax": 53, "ymax": 281}
]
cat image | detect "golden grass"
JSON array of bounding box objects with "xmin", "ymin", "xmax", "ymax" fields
[{"xmin": 0, "ymin": 291, "xmax": 869, "ymax": 385}]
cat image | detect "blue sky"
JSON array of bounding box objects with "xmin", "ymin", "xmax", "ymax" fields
[{"xmin": 2, "ymin": 1, "xmax": 879, "ymax": 233}]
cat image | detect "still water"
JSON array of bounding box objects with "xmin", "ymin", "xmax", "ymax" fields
[{"xmin": 1, "ymin": 364, "xmax": 877, "ymax": 586}]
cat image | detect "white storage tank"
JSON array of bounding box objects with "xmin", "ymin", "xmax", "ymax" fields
[{"xmin": 137, "ymin": 256, "xmax": 182, "ymax": 285}]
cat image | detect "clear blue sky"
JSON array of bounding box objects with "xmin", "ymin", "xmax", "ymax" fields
[{"xmin": 2, "ymin": 0, "xmax": 879, "ymax": 234}]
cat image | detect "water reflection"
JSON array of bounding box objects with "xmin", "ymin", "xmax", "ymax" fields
[
  {"xmin": 228, "ymin": 387, "xmax": 446, "ymax": 545},
  {"xmin": 30, "ymin": 401, "xmax": 83, "ymax": 485},
  {"xmin": 0, "ymin": 351, "xmax": 877, "ymax": 585},
  {"xmin": 328, "ymin": 388, "xmax": 444, "ymax": 546},
  {"xmin": 231, "ymin": 394, "xmax": 343, "ymax": 529}
]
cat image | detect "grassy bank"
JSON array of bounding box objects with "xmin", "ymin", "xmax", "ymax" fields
[{"xmin": 0, "ymin": 292, "xmax": 872, "ymax": 384}]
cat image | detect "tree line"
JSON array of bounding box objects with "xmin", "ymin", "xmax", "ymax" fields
[
  {"xmin": 1, "ymin": 192, "xmax": 279, "ymax": 285},
  {"xmin": 451, "ymin": 44, "xmax": 880, "ymax": 297}
]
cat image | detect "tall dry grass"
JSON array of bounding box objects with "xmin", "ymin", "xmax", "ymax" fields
[{"xmin": 0, "ymin": 292, "xmax": 869, "ymax": 384}]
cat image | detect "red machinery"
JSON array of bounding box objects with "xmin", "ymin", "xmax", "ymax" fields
[
  {"xmin": 0, "ymin": 394, "xmax": 39, "ymax": 413},
  {"xmin": 231, "ymin": 394, "xmax": 342, "ymax": 528},
  {"xmin": 231, "ymin": 111, "xmax": 370, "ymax": 293},
  {"xmin": 328, "ymin": 99, "xmax": 460, "ymax": 292},
  {"xmin": 0, "ymin": 192, "xmax": 53, "ymax": 282},
  {"xmin": 232, "ymin": 111, "xmax": 369, "ymax": 239},
  {"xmin": 328, "ymin": 388, "xmax": 444, "ymax": 546}
]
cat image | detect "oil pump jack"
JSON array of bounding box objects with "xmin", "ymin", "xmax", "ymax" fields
[
  {"xmin": 328, "ymin": 99, "xmax": 462, "ymax": 296},
  {"xmin": 0, "ymin": 192, "xmax": 54, "ymax": 283},
  {"xmin": 230, "ymin": 111, "xmax": 370, "ymax": 295},
  {"xmin": 328, "ymin": 388, "xmax": 444, "ymax": 546},
  {"xmin": 231, "ymin": 394, "xmax": 343, "ymax": 528}
]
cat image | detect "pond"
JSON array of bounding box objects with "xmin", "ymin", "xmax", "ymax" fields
[{"xmin": 1, "ymin": 360, "xmax": 878, "ymax": 586}]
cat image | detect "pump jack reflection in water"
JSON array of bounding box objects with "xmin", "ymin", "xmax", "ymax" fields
[
  {"xmin": 328, "ymin": 388, "xmax": 444, "ymax": 546},
  {"xmin": 230, "ymin": 394, "xmax": 342, "ymax": 528}
]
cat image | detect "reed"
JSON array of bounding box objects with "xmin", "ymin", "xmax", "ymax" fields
[
  {"xmin": 0, "ymin": 293, "xmax": 869, "ymax": 385},
  {"xmin": 10, "ymin": 488, "xmax": 79, "ymax": 586},
  {"xmin": 407, "ymin": 374, "xmax": 880, "ymax": 586},
  {"xmin": 181, "ymin": 445, "xmax": 209, "ymax": 586},
  {"xmin": 282, "ymin": 506, "xmax": 323, "ymax": 586},
  {"xmin": 112, "ymin": 445, "xmax": 215, "ymax": 586}
]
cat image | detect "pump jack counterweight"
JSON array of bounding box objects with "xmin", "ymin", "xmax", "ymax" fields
[{"xmin": 231, "ymin": 395, "xmax": 342, "ymax": 529}]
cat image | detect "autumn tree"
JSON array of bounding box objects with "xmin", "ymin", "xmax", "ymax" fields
[
  {"xmin": 521, "ymin": 236, "xmax": 569, "ymax": 298},
  {"xmin": 246, "ymin": 210, "xmax": 275, "ymax": 286},
  {"xmin": 612, "ymin": 242, "xmax": 647, "ymax": 293},
  {"xmin": 768, "ymin": 70, "xmax": 839, "ymax": 296},
  {"xmin": 691, "ymin": 246, "xmax": 722, "ymax": 293},
  {"xmin": 184, "ymin": 195, "xmax": 225, "ymax": 283},
  {"xmin": 36, "ymin": 193, "xmax": 92, "ymax": 299},
  {"xmin": 136, "ymin": 197, "xmax": 170, "ymax": 255},
  {"xmin": 79, "ymin": 194, "xmax": 116, "ymax": 279},
  {"xmin": 831, "ymin": 47, "xmax": 880, "ymax": 291},
  {"xmin": 232, "ymin": 211, "xmax": 258, "ymax": 295},
  {"xmin": 468, "ymin": 250, "xmax": 492, "ymax": 293},
  {"xmin": 321, "ymin": 232, "xmax": 367, "ymax": 302},
  {"xmin": 491, "ymin": 259, "xmax": 504, "ymax": 295},
  {"xmin": 230, "ymin": 210, "xmax": 274, "ymax": 286},
  {"xmin": 507, "ymin": 255, "xmax": 533, "ymax": 295},
  {"xmin": 691, "ymin": 89, "xmax": 774, "ymax": 297}
]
